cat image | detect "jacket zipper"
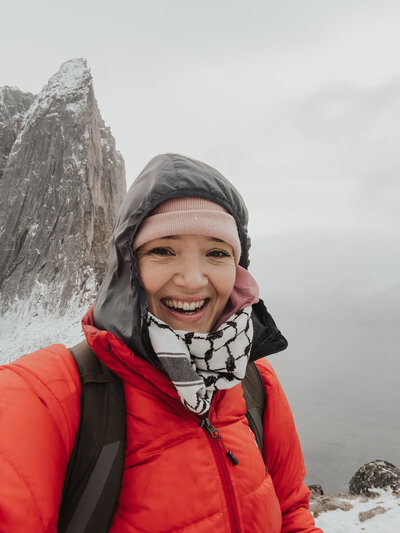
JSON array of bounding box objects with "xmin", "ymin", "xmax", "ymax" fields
[
  {"xmin": 201, "ymin": 416, "xmax": 241, "ymax": 533},
  {"xmin": 158, "ymin": 392, "xmax": 242, "ymax": 532}
]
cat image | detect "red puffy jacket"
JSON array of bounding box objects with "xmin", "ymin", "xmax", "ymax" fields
[{"xmin": 0, "ymin": 309, "xmax": 321, "ymax": 532}]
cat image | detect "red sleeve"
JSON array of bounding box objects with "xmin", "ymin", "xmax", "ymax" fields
[
  {"xmin": 0, "ymin": 345, "xmax": 81, "ymax": 533},
  {"xmin": 255, "ymin": 358, "xmax": 322, "ymax": 533}
]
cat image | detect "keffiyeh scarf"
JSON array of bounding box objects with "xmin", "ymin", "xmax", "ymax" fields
[{"xmin": 146, "ymin": 307, "xmax": 253, "ymax": 415}]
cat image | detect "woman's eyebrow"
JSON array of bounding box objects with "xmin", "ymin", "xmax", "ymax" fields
[{"xmin": 159, "ymin": 235, "xmax": 180, "ymax": 240}]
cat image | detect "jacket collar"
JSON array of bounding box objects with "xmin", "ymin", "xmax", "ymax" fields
[{"xmin": 82, "ymin": 306, "xmax": 181, "ymax": 401}]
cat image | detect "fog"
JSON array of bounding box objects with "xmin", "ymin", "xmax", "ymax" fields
[{"xmin": 251, "ymin": 229, "xmax": 400, "ymax": 491}]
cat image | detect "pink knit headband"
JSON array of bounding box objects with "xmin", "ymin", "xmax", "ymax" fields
[{"xmin": 133, "ymin": 197, "xmax": 241, "ymax": 262}]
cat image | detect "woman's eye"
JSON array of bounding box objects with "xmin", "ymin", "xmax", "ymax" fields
[
  {"xmin": 149, "ymin": 247, "xmax": 173, "ymax": 256},
  {"xmin": 207, "ymin": 250, "xmax": 231, "ymax": 258}
]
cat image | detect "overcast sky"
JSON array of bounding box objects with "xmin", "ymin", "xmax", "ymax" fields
[
  {"xmin": 2, "ymin": 1, "xmax": 399, "ymax": 235},
  {"xmin": 2, "ymin": 0, "xmax": 399, "ymax": 317}
]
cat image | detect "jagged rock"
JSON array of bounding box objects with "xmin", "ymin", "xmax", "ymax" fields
[
  {"xmin": 0, "ymin": 59, "xmax": 126, "ymax": 312},
  {"xmin": 359, "ymin": 505, "xmax": 387, "ymax": 522},
  {"xmin": 0, "ymin": 86, "xmax": 34, "ymax": 179},
  {"xmin": 349, "ymin": 460, "xmax": 400, "ymax": 497},
  {"xmin": 310, "ymin": 495, "xmax": 353, "ymax": 517},
  {"xmin": 308, "ymin": 484, "xmax": 324, "ymax": 497}
]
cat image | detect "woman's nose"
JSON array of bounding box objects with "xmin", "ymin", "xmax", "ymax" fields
[{"xmin": 173, "ymin": 256, "xmax": 207, "ymax": 290}]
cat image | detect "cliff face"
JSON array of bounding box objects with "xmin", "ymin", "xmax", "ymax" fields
[
  {"xmin": 0, "ymin": 59, "xmax": 126, "ymax": 312},
  {"xmin": 0, "ymin": 86, "xmax": 34, "ymax": 179}
]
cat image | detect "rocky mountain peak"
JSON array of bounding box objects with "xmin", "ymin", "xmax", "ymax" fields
[
  {"xmin": 20, "ymin": 59, "xmax": 91, "ymax": 129},
  {"xmin": 46, "ymin": 58, "xmax": 91, "ymax": 93},
  {"xmin": 0, "ymin": 59, "xmax": 126, "ymax": 314}
]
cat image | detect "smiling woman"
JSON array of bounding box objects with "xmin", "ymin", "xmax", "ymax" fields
[
  {"xmin": 0, "ymin": 153, "xmax": 322, "ymax": 532},
  {"xmin": 136, "ymin": 234, "xmax": 237, "ymax": 333}
]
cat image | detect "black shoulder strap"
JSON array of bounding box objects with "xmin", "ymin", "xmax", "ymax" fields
[
  {"xmin": 242, "ymin": 361, "xmax": 267, "ymax": 458},
  {"xmin": 58, "ymin": 340, "xmax": 126, "ymax": 533}
]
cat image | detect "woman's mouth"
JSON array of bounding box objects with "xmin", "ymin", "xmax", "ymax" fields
[{"xmin": 162, "ymin": 298, "xmax": 208, "ymax": 314}]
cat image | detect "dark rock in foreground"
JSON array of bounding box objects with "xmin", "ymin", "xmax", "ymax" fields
[
  {"xmin": 308, "ymin": 484, "xmax": 324, "ymax": 497},
  {"xmin": 309, "ymin": 459, "xmax": 400, "ymax": 522},
  {"xmin": 349, "ymin": 459, "xmax": 400, "ymax": 497},
  {"xmin": 0, "ymin": 59, "xmax": 126, "ymax": 313},
  {"xmin": 359, "ymin": 505, "xmax": 387, "ymax": 522},
  {"xmin": 310, "ymin": 494, "xmax": 353, "ymax": 518}
]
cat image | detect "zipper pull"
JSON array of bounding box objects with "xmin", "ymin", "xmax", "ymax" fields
[
  {"xmin": 201, "ymin": 416, "xmax": 221, "ymax": 438},
  {"xmin": 226, "ymin": 451, "xmax": 239, "ymax": 466},
  {"xmin": 200, "ymin": 416, "xmax": 239, "ymax": 465}
]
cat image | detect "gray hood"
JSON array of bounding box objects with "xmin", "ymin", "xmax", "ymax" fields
[{"xmin": 93, "ymin": 154, "xmax": 287, "ymax": 367}]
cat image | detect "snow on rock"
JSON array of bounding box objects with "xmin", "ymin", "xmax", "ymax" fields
[
  {"xmin": 0, "ymin": 86, "xmax": 34, "ymax": 177},
  {"xmin": 0, "ymin": 268, "xmax": 96, "ymax": 364},
  {"xmin": 44, "ymin": 58, "xmax": 91, "ymax": 93},
  {"xmin": 349, "ymin": 460, "xmax": 400, "ymax": 497},
  {"xmin": 312, "ymin": 489, "xmax": 400, "ymax": 532},
  {"xmin": 0, "ymin": 58, "xmax": 126, "ymax": 313},
  {"xmin": 0, "ymin": 299, "xmax": 87, "ymax": 365},
  {"xmin": 18, "ymin": 58, "xmax": 91, "ymax": 131}
]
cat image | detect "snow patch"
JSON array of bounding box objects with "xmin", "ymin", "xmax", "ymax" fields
[
  {"xmin": 48, "ymin": 58, "xmax": 90, "ymax": 93},
  {"xmin": 65, "ymin": 99, "xmax": 86, "ymax": 116},
  {"xmin": 0, "ymin": 302, "xmax": 87, "ymax": 365},
  {"xmin": 0, "ymin": 268, "xmax": 97, "ymax": 364},
  {"xmin": 0, "ymin": 86, "xmax": 21, "ymax": 106},
  {"xmin": 314, "ymin": 489, "xmax": 400, "ymax": 532}
]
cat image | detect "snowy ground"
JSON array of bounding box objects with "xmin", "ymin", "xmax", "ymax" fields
[
  {"xmin": 1, "ymin": 307, "xmax": 399, "ymax": 531},
  {"xmin": 312, "ymin": 489, "xmax": 400, "ymax": 532},
  {"xmin": 0, "ymin": 300, "xmax": 87, "ymax": 364}
]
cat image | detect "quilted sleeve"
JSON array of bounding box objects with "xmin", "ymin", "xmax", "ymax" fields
[
  {"xmin": 0, "ymin": 345, "xmax": 81, "ymax": 533},
  {"xmin": 255, "ymin": 358, "xmax": 322, "ymax": 533}
]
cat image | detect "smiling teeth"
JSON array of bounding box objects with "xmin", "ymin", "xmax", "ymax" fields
[{"xmin": 164, "ymin": 299, "xmax": 205, "ymax": 311}]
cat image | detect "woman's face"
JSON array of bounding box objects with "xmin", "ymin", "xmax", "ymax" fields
[{"xmin": 136, "ymin": 234, "xmax": 236, "ymax": 333}]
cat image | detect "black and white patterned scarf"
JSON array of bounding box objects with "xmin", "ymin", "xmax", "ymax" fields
[{"xmin": 146, "ymin": 307, "xmax": 253, "ymax": 415}]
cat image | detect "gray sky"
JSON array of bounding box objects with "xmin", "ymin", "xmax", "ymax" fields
[
  {"xmin": 2, "ymin": 0, "xmax": 400, "ymax": 489},
  {"xmin": 2, "ymin": 0, "xmax": 399, "ymax": 236}
]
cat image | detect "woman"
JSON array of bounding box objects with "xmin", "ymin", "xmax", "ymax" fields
[{"xmin": 0, "ymin": 154, "xmax": 321, "ymax": 532}]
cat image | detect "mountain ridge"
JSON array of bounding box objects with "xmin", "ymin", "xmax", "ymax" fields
[{"xmin": 0, "ymin": 58, "xmax": 126, "ymax": 314}]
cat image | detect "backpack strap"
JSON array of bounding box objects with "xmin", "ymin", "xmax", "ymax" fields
[
  {"xmin": 242, "ymin": 361, "xmax": 266, "ymax": 459},
  {"xmin": 58, "ymin": 340, "xmax": 126, "ymax": 533}
]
